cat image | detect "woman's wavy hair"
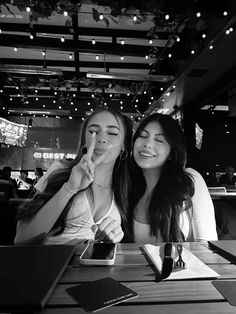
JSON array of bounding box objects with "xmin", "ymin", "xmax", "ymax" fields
[
  {"xmin": 128, "ymin": 113, "xmax": 195, "ymax": 242},
  {"xmin": 18, "ymin": 108, "xmax": 133, "ymax": 239}
]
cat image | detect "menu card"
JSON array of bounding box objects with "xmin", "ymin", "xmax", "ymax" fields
[{"xmin": 143, "ymin": 244, "xmax": 220, "ymax": 280}]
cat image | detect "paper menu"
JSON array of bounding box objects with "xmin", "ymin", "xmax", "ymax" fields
[{"xmin": 143, "ymin": 244, "xmax": 220, "ymax": 280}]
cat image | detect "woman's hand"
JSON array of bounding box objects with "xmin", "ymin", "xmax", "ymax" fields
[
  {"xmin": 66, "ymin": 133, "xmax": 111, "ymax": 192},
  {"xmin": 93, "ymin": 217, "xmax": 124, "ymax": 243}
]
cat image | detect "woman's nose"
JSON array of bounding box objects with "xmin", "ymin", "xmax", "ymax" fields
[
  {"xmin": 97, "ymin": 137, "xmax": 107, "ymax": 144},
  {"xmin": 144, "ymin": 141, "xmax": 152, "ymax": 149}
]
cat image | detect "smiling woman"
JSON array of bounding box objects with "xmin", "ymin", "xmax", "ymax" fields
[
  {"xmin": 128, "ymin": 113, "xmax": 218, "ymax": 243},
  {"xmin": 14, "ymin": 108, "xmax": 133, "ymax": 245}
]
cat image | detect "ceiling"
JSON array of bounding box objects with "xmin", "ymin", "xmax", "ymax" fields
[{"xmin": 0, "ymin": 0, "xmax": 236, "ymax": 120}]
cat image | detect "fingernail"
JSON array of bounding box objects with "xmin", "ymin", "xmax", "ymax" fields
[{"xmin": 92, "ymin": 132, "xmax": 96, "ymax": 137}]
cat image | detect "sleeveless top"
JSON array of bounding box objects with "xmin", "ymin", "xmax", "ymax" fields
[{"xmin": 44, "ymin": 190, "xmax": 121, "ymax": 244}]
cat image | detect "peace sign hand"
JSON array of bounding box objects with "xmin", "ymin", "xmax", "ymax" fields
[{"xmin": 66, "ymin": 133, "xmax": 112, "ymax": 192}]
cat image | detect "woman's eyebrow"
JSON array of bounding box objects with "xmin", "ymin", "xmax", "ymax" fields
[{"xmin": 88, "ymin": 124, "xmax": 120, "ymax": 130}]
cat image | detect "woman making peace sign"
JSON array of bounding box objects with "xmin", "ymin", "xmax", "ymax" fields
[{"xmin": 15, "ymin": 109, "xmax": 132, "ymax": 245}]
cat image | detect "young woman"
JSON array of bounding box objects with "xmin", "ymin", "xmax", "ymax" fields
[
  {"xmin": 15, "ymin": 109, "xmax": 132, "ymax": 245},
  {"xmin": 128, "ymin": 113, "xmax": 218, "ymax": 243}
]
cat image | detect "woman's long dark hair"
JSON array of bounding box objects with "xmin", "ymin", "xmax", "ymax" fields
[
  {"xmin": 128, "ymin": 113, "xmax": 195, "ymax": 242},
  {"xmin": 18, "ymin": 108, "xmax": 133, "ymax": 239}
]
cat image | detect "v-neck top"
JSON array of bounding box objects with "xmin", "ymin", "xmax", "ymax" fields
[{"xmin": 44, "ymin": 190, "xmax": 121, "ymax": 244}]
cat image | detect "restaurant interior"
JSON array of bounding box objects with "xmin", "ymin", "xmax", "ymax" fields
[
  {"xmin": 2, "ymin": 2, "xmax": 236, "ymax": 314},
  {"xmin": 1, "ymin": 0, "xmax": 236, "ymax": 242}
]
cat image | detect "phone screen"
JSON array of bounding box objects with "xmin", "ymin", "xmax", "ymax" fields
[{"xmin": 81, "ymin": 243, "xmax": 116, "ymax": 260}]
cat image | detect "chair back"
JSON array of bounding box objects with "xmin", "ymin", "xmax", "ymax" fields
[{"xmin": 208, "ymin": 186, "xmax": 227, "ymax": 193}]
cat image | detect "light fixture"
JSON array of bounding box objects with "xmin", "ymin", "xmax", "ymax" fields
[
  {"xmin": 64, "ymin": 11, "xmax": 68, "ymax": 17},
  {"xmin": 13, "ymin": 47, "xmax": 18, "ymax": 52},
  {"xmin": 26, "ymin": 6, "xmax": 31, "ymax": 12},
  {"xmin": 99, "ymin": 13, "xmax": 104, "ymax": 20},
  {"xmin": 202, "ymin": 33, "xmax": 206, "ymax": 38},
  {"xmin": 92, "ymin": 39, "xmax": 96, "ymax": 44},
  {"xmin": 133, "ymin": 15, "xmax": 137, "ymax": 22},
  {"xmin": 176, "ymin": 36, "xmax": 180, "ymax": 42},
  {"xmin": 223, "ymin": 11, "xmax": 228, "ymax": 16},
  {"xmin": 61, "ymin": 36, "xmax": 65, "ymax": 42},
  {"xmin": 209, "ymin": 44, "xmax": 214, "ymax": 50},
  {"xmin": 95, "ymin": 55, "xmax": 99, "ymax": 60},
  {"xmin": 149, "ymin": 39, "xmax": 153, "ymax": 45},
  {"xmin": 121, "ymin": 39, "xmax": 125, "ymax": 45},
  {"xmin": 191, "ymin": 50, "xmax": 195, "ymax": 54},
  {"xmin": 69, "ymin": 53, "xmax": 73, "ymax": 59},
  {"xmin": 168, "ymin": 53, "xmax": 172, "ymax": 58},
  {"xmin": 145, "ymin": 55, "xmax": 149, "ymax": 59},
  {"xmin": 87, "ymin": 72, "xmax": 174, "ymax": 82},
  {"xmin": 120, "ymin": 56, "xmax": 124, "ymax": 60},
  {"xmin": 196, "ymin": 12, "xmax": 201, "ymax": 17},
  {"xmin": 165, "ymin": 14, "xmax": 170, "ymax": 20}
]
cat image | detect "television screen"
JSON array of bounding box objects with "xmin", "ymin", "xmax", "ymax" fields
[
  {"xmin": 195, "ymin": 123, "xmax": 203, "ymax": 150},
  {"xmin": 0, "ymin": 117, "xmax": 28, "ymax": 147}
]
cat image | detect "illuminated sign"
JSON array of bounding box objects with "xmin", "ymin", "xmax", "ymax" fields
[
  {"xmin": 0, "ymin": 117, "xmax": 28, "ymax": 147},
  {"xmin": 33, "ymin": 152, "xmax": 76, "ymax": 160}
]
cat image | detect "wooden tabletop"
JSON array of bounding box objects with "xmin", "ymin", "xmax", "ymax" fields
[{"xmin": 39, "ymin": 241, "xmax": 236, "ymax": 314}]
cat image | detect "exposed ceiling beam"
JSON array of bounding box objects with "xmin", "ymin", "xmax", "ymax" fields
[
  {"xmin": 0, "ymin": 23, "xmax": 172, "ymax": 39},
  {"xmin": 0, "ymin": 34, "xmax": 172, "ymax": 57}
]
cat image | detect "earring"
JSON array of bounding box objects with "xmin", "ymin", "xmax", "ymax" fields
[
  {"xmin": 120, "ymin": 149, "xmax": 128, "ymax": 160},
  {"xmin": 81, "ymin": 145, "xmax": 87, "ymax": 154}
]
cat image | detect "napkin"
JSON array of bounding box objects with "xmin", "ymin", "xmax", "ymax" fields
[{"xmin": 143, "ymin": 244, "xmax": 220, "ymax": 280}]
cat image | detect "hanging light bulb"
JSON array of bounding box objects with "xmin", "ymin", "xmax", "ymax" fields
[
  {"xmin": 133, "ymin": 15, "xmax": 137, "ymax": 22},
  {"xmin": 99, "ymin": 13, "xmax": 104, "ymax": 20},
  {"xmin": 92, "ymin": 39, "xmax": 96, "ymax": 45},
  {"xmin": 61, "ymin": 36, "xmax": 65, "ymax": 42}
]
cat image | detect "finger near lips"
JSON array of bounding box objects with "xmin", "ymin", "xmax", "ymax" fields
[{"xmin": 87, "ymin": 132, "xmax": 96, "ymax": 158}]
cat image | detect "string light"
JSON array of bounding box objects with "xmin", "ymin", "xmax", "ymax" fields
[
  {"xmin": 176, "ymin": 36, "xmax": 180, "ymax": 42},
  {"xmin": 209, "ymin": 44, "xmax": 214, "ymax": 50},
  {"xmin": 36, "ymin": 97, "xmax": 38, "ymax": 101},
  {"xmin": 95, "ymin": 55, "xmax": 99, "ymax": 60},
  {"xmin": 121, "ymin": 39, "xmax": 125, "ymax": 45},
  {"xmin": 168, "ymin": 53, "xmax": 172, "ymax": 58},
  {"xmin": 92, "ymin": 39, "xmax": 96, "ymax": 45},
  {"xmin": 99, "ymin": 13, "xmax": 104, "ymax": 20},
  {"xmin": 64, "ymin": 11, "xmax": 68, "ymax": 17},
  {"xmin": 165, "ymin": 14, "xmax": 170, "ymax": 20},
  {"xmin": 69, "ymin": 53, "xmax": 73, "ymax": 59},
  {"xmin": 145, "ymin": 55, "xmax": 149, "ymax": 59},
  {"xmin": 191, "ymin": 50, "xmax": 195, "ymax": 54},
  {"xmin": 133, "ymin": 15, "xmax": 137, "ymax": 22},
  {"xmin": 61, "ymin": 36, "xmax": 65, "ymax": 42},
  {"xmin": 29, "ymin": 33, "xmax": 34, "ymax": 39},
  {"xmin": 196, "ymin": 12, "xmax": 201, "ymax": 18},
  {"xmin": 202, "ymin": 33, "xmax": 206, "ymax": 38},
  {"xmin": 42, "ymin": 50, "xmax": 46, "ymax": 56},
  {"xmin": 26, "ymin": 6, "xmax": 31, "ymax": 12},
  {"xmin": 13, "ymin": 47, "xmax": 18, "ymax": 52},
  {"xmin": 223, "ymin": 11, "xmax": 228, "ymax": 16},
  {"xmin": 149, "ymin": 39, "xmax": 153, "ymax": 45},
  {"xmin": 120, "ymin": 56, "xmax": 124, "ymax": 60}
]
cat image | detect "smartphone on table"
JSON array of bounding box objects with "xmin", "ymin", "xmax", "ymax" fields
[{"xmin": 79, "ymin": 242, "xmax": 117, "ymax": 265}]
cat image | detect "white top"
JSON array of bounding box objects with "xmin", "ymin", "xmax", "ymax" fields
[
  {"xmin": 133, "ymin": 168, "xmax": 218, "ymax": 243},
  {"xmin": 44, "ymin": 191, "xmax": 121, "ymax": 245}
]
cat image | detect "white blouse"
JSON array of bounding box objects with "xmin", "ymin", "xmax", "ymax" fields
[
  {"xmin": 133, "ymin": 168, "xmax": 218, "ymax": 243},
  {"xmin": 44, "ymin": 191, "xmax": 121, "ymax": 244}
]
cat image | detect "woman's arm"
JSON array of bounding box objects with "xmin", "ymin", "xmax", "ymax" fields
[
  {"xmin": 187, "ymin": 168, "xmax": 218, "ymax": 241},
  {"xmin": 14, "ymin": 183, "xmax": 78, "ymax": 244}
]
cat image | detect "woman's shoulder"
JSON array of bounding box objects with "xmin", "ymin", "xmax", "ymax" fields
[{"xmin": 185, "ymin": 167, "xmax": 205, "ymax": 184}]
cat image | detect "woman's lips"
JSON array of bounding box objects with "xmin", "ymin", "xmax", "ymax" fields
[
  {"xmin": 94, "ymin": 148, "xmax": 108, "ymax": 156},
  {"xmin": 139, "ymin": 151, "xmax": 156, "ymax": 158}
]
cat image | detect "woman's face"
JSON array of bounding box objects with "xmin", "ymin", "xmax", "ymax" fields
[
  {"xmin": 133, "ymin": 120, "xmax": 171, "ymax": 170},
  {"xmin": 85, "ymin": 111, "xmax": 125, "ymax": 164}
]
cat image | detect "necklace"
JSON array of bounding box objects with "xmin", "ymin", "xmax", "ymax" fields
[{"xmin": 93, "ymin": 179, "xmax": 112, "ymax": 189}]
